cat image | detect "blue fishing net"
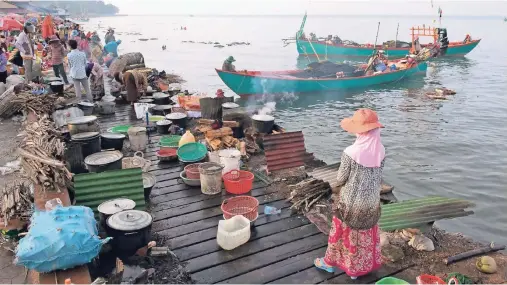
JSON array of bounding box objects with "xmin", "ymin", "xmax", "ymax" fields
[{"xmin": 15, "ymin": 206, "xmax": 110, "ymax": 272}]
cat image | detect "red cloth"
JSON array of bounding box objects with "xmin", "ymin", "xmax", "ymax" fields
[
  {"xmin": 324, "ymin": 216, "xmax": 382, "ymax": 277},
  {"xmin": 41, "ymin": 15, "xmax": 54, "ymax": 39}
]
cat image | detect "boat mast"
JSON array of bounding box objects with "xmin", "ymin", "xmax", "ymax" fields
[{"xmin": 395, "ymin": 23, "xmax": 399, "ymax": 48}]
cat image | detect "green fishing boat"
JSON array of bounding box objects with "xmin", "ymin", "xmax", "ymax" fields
[{"xmin": 216, "ymin": 60, "xmax": 428, "ymax": 96}]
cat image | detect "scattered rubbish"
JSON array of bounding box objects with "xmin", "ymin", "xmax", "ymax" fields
[
  {"xmin": 0, "ymin": 159, "xmax": 21, "ymax": 175},
  {"xmin": 380, "ymin": 232, "xmax": 390, "ymax": 247},
  {"xmin": 91, "ymin": 277, "xmax": 107, "ymax": 284},
  {"xmin": 444, "ymin": 242, "xmax": 505, "ymax": 265},
  {"xmin": 476, "ymin": 256, "xmax": 497, "ymax": 273},
  {"xmin": 15, "ymin": 206, "xmax": 110, "ymax": 272},
  {"xmin": 217, "ymin": 215, "xmax": 251, "ymax": 250},
  {"xmin": 408, "ymin": 234, "xmax": 435, "ymax": 251},
  {"xmin": 44, "ymin": 198, "xmax": 63, "ymax": 211},
  {"xmin": 381, "ymin": 244, "xmax": 405, "ymax": 262},
  {"xmin": 150, "ymin": 246, "xmax": 170, "ymax": 257},
  {"xmin": 264, "ymin": 205, "xmax": 281, "ymax": 215}
]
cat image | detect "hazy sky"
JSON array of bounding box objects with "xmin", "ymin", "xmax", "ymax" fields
[{"xmin": 107, "ymin": 0, "xmax": 507, "ymax": 16}]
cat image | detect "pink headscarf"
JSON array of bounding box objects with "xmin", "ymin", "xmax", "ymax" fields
[{"xmin": 344, "ymin": 128, "xmax": 385, "ymax": 167}]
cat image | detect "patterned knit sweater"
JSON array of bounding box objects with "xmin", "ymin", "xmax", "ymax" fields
[{"xmin": 336, "ymin": 152, "xmax": 384, "ymax": 230}]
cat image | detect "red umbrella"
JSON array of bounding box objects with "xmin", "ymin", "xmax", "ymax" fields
[
  {"xmin": 0, "ymin": 18, "xmax": 23, "ymax": 31},
  {"xmin": 41, "ymin": 15, "xmax": 54, "ymax": 39}
]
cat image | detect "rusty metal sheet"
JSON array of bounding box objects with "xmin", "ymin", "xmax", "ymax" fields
[{"xmin": 263, "ymin": 131, "xmax": 311, "ymax": 172}]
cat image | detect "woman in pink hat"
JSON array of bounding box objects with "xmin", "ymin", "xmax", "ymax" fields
[{"xmin": 314, "ymin": 108, "xmax": 385, "ymax": 280}]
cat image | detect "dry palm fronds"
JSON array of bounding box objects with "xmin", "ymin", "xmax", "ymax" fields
[{"xmin": 18, "ymin": 115, "xmax": 71, "ymax": 192}]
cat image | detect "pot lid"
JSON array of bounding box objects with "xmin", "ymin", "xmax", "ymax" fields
[
  {"xmin": 142, "ymin": 173, "xmax": 156, "ymax": 188},
  {"xmin": 98, "ymin": 198, "xmax": 136, "ymax": 215},
  {"xmin": 153, "ymin": 92, "xmax": 169, "ymax": 99},
  {"xmin": 67, "ymin": 116, "xmax": 98, "ymax": 125},
  {"xmin": 139, "ymin": 98, "xmax": 154, "ymax": 103},
  {"xmin": 78, "ymin": 101, "xmax": 95, "ymax": 107},
  {"xmin": 50, "ymin": 81, "xmax": 64, "ymax": 85},
  {"xmin": 84, "ymin": 151, "xmax": 123, "ymax": 166},
  {"xmin": 156, "ymin": 119, "xmax": 172, "ymax": 126},
  {"xmin": 165, "ymin": 112, "xmax": 187, "ymax": 120},
  {"xmin": 71, "ymin": 131, "xmax": 100, "ymax": 141},
  {"xmin": 222, "ymin": 102, "xmax": 239, "ymax": 109},
  {"xmin": 47, "ymin": 76, "xmax": 61, "ymax": 82},
  {"xmin": 153, "ymin": 104, "xmax": 172, "ymax": 110},
  {"xmin": 101, "ymin": 133, "xmax": 126, "ymax": 139},
  {"xmin": 252, "ymin": 114, "xmax": 274, "ymax": 122},
  {"xmin": 107, "ymin": 210, "xmax": 153, "ymax": 231},
  {"xmin": 127, "ymin": 126, "xmax": 147, "ymax": 135}
]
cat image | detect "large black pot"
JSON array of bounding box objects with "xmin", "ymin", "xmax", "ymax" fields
[
  {"xmin": 84, "ymin": 150, "xmax": 123, "ymax": 173},
  {"xmin": 98, "ymin": 198, "xmax": 136, "ymax": 232},
  {"xmin": 156, "ymin": 120, "xmax": 172, "ymax": 135},
  {"xmin": 150, "ymin": 105, "xmax": 172, "ymax": 116},
  {"xmin": 50, "ymin": 81, "xmax": 64, "ymax": 94},
  {"xmin": 152, "ymin": 93, "xmax": 170, "ymax": 105},
  {"xmin": 107, "ymin": 210, "xmax": 153, "ymax": 258},
  {"xmin": 165, "ymin": 112, "xmax": 188, "ymax": 128},
  {"xmin": 252, "ymin": 114, "xmax": 275, "ymax": 133},
  {"xmin": 100, "ymin": 133, "xmax": 126, "ymax": 151},
  {"xmin": 71, "ymin": 132, "xmax": 101, "ymax": 159}
]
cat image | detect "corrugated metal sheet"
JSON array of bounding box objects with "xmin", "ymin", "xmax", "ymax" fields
[
  {"xmin": 263, "ymin": 131, "xmax": 313, "ymax": 172},
  {"xmin": 73, "ymin": 168, "xmax": 145, "ymax": 213},
  {"xmin": 380, "ymin": 196, "xmax": 474, "ymax": 231}
]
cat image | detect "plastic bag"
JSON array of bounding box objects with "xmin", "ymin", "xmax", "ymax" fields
[
  {"xmin": 133, "ymin": 103, "xmax": 155, "ymax": 119},
  {"xmin": 15, "ymin": 206, "xmax": 110, "ymax": 272}
]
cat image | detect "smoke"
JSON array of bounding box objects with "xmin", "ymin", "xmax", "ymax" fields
[{"xmin": 258, "ymin": 102, "xmax": 276, "ymax": 116}]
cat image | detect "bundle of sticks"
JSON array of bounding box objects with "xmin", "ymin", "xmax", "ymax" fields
[
  {"xmin": 11, "ymin": 92, "xmax": 59, "ymax": 115},
  {"xmin": 287, "ymin": 178, "xmax": 332, "ymax": 213},
  {"xmin": 1, "ymin": 181, "xmax": 33, "ymax": 226},
  {"xmin": 18, "ymin": 115, "xmax": 72, "ymax": 192}
]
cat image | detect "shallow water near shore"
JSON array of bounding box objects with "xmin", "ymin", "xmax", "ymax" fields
[{"xmin": 84, "ymin": 15, "xmax": 507, "ymax": 246}]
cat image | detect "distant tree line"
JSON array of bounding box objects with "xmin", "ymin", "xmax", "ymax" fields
[{"xmin": 32, "ymin": 1, "xmax": 119, "ymax": 15}]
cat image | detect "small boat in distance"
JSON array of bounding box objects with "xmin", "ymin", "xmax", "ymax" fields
[
  {"xmin": 295, "ymin": 15, "xmax": 480, "ymax": 58},
  {"xmin": 216, "ymin": 58, "xmax": 428, "ymax": 96}
]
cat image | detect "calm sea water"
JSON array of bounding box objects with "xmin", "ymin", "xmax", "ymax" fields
[{"xmin": 84, "ymin": 15, "xmax": 507, "ymax": 245}]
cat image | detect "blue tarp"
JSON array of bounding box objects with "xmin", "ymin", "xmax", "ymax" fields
[{"xmin": 14, "ymin": 206, "xmax": 110, "ymax": 272}]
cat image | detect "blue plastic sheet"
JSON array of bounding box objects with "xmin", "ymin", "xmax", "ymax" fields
[{"xmin": 15, "ymin": 206, "xmax": 109, "ymax": 272}]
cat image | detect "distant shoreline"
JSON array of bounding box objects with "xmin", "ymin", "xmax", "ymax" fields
[{"xmin": 102, "ymin": 14, "xmax": 504, "ymax": 19}]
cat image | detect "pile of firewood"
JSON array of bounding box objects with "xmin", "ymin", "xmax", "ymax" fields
[
  {"xmin": 287, "ymin": 178, "xmax": 332, "ymax": 213},
  {"xmin": 1, "ymin": 181, "xmax": 33, "ymax": 226},
  {"xmin": 11, "ymin": 92, "xmax": 60, "ymax": 115},
  {"xmin": 18, "ymin": 115, "xmax": 72, "ymax": 192},
  {"xmin": 196, "ymin": 119, "xmax": 242, "ymax": 151}
]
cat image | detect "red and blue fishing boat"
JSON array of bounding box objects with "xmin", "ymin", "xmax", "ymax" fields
[
  {"xmin": 295, "ymin": 14, "xmax": 480, "ymax": 58},
  {"xmin": 216, "ymin": 60, "xmax": 428, "ymax": 96}
]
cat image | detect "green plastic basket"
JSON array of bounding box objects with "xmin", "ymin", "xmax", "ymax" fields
[
  {"xmin": 177, "ymin": 142, "xmax": 207, "ymax": 162},
  {"xmin": 376, "ymin": 277, "xmax": 410, "ymax": 285},
  {"xmin": 159, "ymin": 135, "xmax": 182, "ymax": 148},
  {"xmin": 108, "ymin": 125, "xmax": 131, "ymax": 134}
]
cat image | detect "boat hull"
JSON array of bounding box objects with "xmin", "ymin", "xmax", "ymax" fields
[
  {"xmin": 297, "ymin": 40, "xmax": 480, "ymax": 58},
  {"xmin": 216, "ymin": 62, "xmax": 428, "ymax": 96}
]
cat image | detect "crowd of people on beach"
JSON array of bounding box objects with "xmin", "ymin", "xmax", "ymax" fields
[{"xmin": 1, "ymin": 19, "xmax": 123, "ymax": 102}]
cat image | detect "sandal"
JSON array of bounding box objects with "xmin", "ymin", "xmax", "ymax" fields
[{"xmin": 314, "ymin": 258, "xmax": 335, "ymax": 273}]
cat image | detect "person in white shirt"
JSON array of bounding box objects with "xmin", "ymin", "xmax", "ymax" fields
[
  {"xmin": 15, "ymin": 22, "xmax": 35, "ymax": 84},
  {"xmin": 67, "ymin": 40, "xmax": 92, "ymax": 101}
]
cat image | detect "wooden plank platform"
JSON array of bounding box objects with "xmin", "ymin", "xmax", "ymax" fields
[{"xmin": 96, "ymin": 104, "xmax": 407, "ymax": 284}]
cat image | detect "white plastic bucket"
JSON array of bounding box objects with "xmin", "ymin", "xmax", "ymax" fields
[
  {"xmin": 127, "ymin": 127, "xmax": 148, "ymax": 151},
  {"xmin": 219, "ymin": 149, "xmax": 241, "ymax": 174},
  {"xmin": 216, "ymin": 215, "xmax": 251, "ymax": 250}
]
